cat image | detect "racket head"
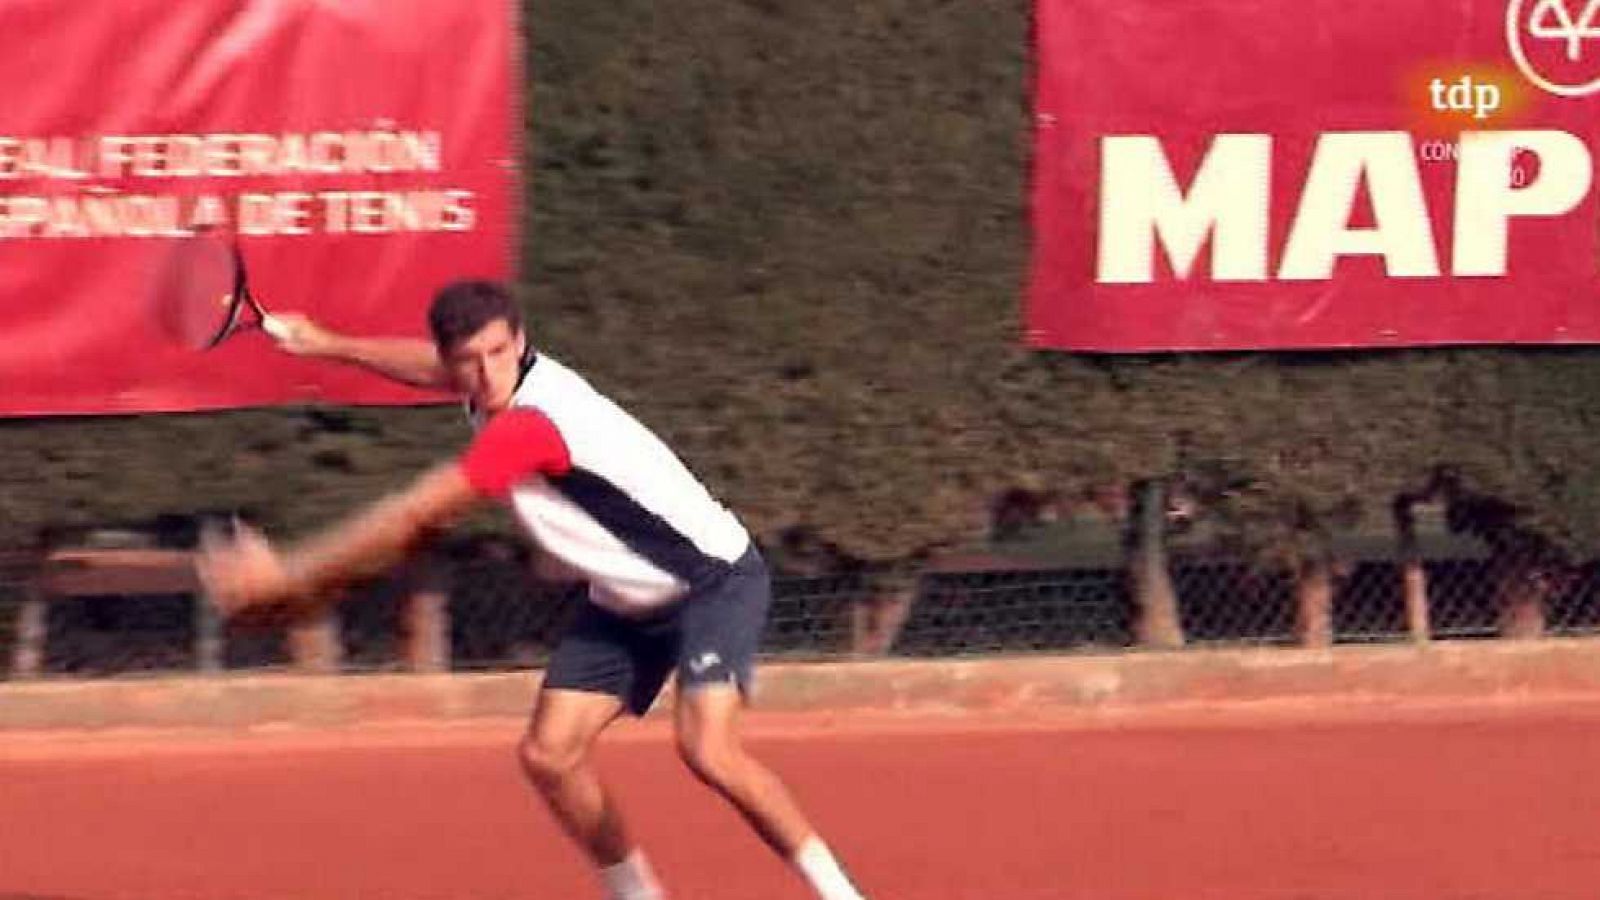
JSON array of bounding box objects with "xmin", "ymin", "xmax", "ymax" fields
[{"xmin": 155, "ymin": 229, "xmax": 248, "ymax": 350}]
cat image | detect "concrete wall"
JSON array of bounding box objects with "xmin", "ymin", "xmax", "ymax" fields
[{"xmin": 9, "ymin": 637, "xmax": 1600, "ymax": 733}]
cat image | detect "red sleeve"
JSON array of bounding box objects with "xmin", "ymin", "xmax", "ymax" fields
[{"xmin": 458, "ymin": 409, "xmax": 573, "ymax": 498}]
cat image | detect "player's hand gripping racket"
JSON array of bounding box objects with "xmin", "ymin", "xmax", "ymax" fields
[{"xmin": 157, "ymin": 227, "xmax": 289, "ymax": 350}]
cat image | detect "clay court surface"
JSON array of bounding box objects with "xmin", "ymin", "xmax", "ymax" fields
[{"xmin": 5, "ymin": 700, "xmax": 1600, "ymax": 899}]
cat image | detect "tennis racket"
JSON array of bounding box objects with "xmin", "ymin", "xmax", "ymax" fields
[{"xmin": 157, "ymin": 227, "xmax": 288, "ymax": 350}]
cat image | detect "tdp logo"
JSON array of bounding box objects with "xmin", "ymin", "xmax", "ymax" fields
[{"xmin": 1509, "ymin": 0, "xmax": 1600, "ymax": 96}]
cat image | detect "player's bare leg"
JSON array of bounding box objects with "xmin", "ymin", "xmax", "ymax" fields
[
  {"xmin": 675, "ymin": 685, "xmax": 866, "ymax": 900},
  {"xmin": 520, "ymin": 688, "xmax": 663, "ymax": 899}
]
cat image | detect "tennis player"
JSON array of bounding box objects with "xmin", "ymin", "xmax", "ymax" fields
[{"xmin": 196, "ymin": 281, "xmax": 867, "ymax": 900}]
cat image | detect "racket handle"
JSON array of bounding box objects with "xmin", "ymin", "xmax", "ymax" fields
[{"xmin": 261, "ymin": 314, "xmax": 290, "ymax": 341}]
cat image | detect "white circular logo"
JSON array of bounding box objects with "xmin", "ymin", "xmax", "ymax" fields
[{"xmin": 1508, "ymin": 0, "xmax": 1600, "ymax": 96}]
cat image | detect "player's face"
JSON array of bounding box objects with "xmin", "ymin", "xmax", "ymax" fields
[{"xmin": 443, "ymin": 318, "xmax": 526, "ymax": 414}]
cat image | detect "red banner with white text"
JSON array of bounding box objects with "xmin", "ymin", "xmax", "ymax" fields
[
  {"xmin": 1029, "ymin": 0, "xmax": 1600, "ymax": 351},
  {"xmin": 0, "ymin": 0, "xmax": 516, "ymax": 415}
]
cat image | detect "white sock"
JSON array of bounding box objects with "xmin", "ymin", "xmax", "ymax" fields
[
  {"xmin": 793, "ymin": 837, "xmax": 866, "ymax": 900},
  {"xmin": 600, "ymin": 849, "xmax": 666, "ymax": 900}
]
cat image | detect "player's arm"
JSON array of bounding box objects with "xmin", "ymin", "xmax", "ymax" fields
[
  {"xmin": 200, "ymin": 464, "xmax": 478, "ymax": 616},
  {"xmin": 285, "ymin": 409, "xmax": 571, "ymax": 596},
  {"xmin": 200, "ymin": 410, "xmax": 572, "ymax": 616},
  {"xmin": 283, "ymin": 463, "xmax": 478, "ymax": 597},
  {"xmin": 272, "ymin": 313, "xmax": 450, "ymax": 390}
]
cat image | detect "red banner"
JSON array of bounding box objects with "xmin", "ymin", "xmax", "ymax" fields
[
  {"xmin": 0, "ymin": 0, "xmax": 516, "ymax": 415},
  {"xmin": 1029, "ymin": 0, "xmax": 1600, "ymax": 352}
]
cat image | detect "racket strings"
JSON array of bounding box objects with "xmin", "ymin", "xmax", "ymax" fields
[{"xmin": 157, "ymin": 234, "xmax": 248, "ymax": 349}]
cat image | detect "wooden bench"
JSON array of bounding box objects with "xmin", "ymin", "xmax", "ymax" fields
[{"xmin": 5, "ymin": 548, "xmax": 450, "ymax": 678}]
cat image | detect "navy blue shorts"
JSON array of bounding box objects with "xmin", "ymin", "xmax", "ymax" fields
[{"xmin": 541, "ymin": 546, "xmax": 772, "ymax": 716}]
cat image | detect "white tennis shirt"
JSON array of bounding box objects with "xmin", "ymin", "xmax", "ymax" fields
[{"xmin": 458, "ymin": 354, "xmax": 751, "ymax": 614}]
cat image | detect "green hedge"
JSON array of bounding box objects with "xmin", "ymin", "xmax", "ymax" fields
[{"xmin": 5, "ymin": 0, "xmax": 1600, "ymax": 566}]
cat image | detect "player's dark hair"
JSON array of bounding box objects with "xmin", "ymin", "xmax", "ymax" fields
[{"xmin": 428, "ymin": 280, "xmax": 524, "ymax": 350}]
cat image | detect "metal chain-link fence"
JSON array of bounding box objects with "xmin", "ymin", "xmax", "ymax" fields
[{"xmin": 5, "ymin": 534, "xmax": 1600, "ymax": 679}]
